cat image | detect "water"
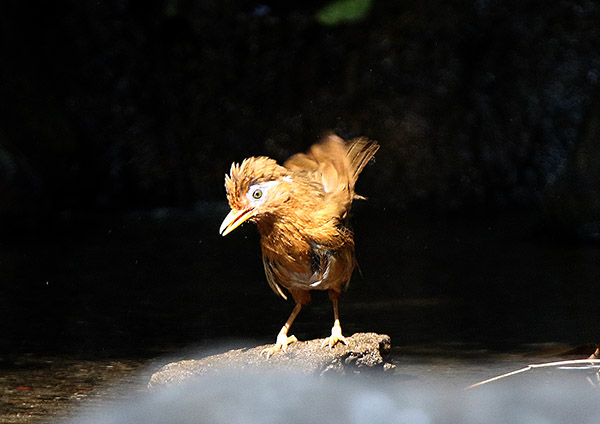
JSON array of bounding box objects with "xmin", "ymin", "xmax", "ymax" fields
[{"xmin": 64, "ymin": 369, "xmax": 600, "ymax": 424}]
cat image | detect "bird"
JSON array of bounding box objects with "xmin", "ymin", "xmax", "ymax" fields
[{"xmin": 219, "ymin": 132, "xmax": 379, "ymax": 357}]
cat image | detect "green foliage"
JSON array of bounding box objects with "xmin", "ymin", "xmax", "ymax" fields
[{"xmin": 315, "ymin": 0, "xmax": 373, "ymax": 26}]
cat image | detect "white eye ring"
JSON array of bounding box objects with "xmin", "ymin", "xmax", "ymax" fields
[{"xmin": 247, "ymin": 181, "xmax": 280, "ymax": 203}]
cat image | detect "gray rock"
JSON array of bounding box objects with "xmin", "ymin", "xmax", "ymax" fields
[{"xmin": 149, "ymin": 332, "xmax": 393, "ymax": 389}]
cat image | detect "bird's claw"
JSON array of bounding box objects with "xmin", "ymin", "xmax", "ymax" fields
[
  {"xmin": 322, "ymin": 325, "xmax": 347, "ymax": 349},
  {"xmin": 261, "ymin": 333, "xmax": 298, "ymax": 359}
]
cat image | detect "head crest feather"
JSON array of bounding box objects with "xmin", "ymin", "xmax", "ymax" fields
[{"xmin": 224, "ymin": 157, "xmax": 287, "ymax": 209}]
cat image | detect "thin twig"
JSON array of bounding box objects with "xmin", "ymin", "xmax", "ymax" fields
[
  {"xmin": 466, "ymin": 359, "xmax": 600, "ymax": 389},
  {"xmin": 585, "ymin": 376, "xmax": 598, "ymax": 389}
]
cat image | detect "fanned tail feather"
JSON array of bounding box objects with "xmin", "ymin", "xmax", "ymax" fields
[{"xmin": 345, "ymin": 137, "xmax": 380, "ymax": 187}]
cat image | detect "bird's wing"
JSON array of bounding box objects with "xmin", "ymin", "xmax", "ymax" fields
[
  {"xmin": 284, "ymin": 133, "xmax": 379, "ymax": 200},
  {"xmin": 262, "ymin": 243, "xmax": 355, "ymax": 294},
  {"xmin": 262, "ymin": 254, "xmax": 316, "ymax": 298},
  {"xmin": 262, "ymin": 255, "xmax": 289, "ymax": 299}
]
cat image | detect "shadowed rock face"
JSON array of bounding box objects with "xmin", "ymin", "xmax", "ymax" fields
[
  {"xmin": 544, "ymin": 88, "xmax": 600, "ymax": 239},
  {"xmin": 1, "ymin": 1, "xmax": 600, "ymax": 231},
  {"xmin": 149, "ymin": 333, "xmax": 393, "ymax": 388}
]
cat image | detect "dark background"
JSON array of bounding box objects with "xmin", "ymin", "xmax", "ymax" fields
[{"xmin": 1, "ymin": 0, "xmax": 599, "ymax": 357}]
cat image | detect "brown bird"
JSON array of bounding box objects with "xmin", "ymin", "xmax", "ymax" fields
[{"xmin": 219, "ymin": 133, "xmax": 379, "ymax": 357}]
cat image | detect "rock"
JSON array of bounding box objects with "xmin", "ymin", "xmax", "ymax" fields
[{"xmin": 148, "ymin": 333, "xmax": 393, "ymax": 389}]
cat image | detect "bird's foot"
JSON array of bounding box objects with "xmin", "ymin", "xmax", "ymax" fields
[
  {"xmin": 321, "ymin": 324, "xmax": 347, "ymax": 349},
  {"xmin": 261, "ymin": 333, "xmax": 298, "ymax": 359}
]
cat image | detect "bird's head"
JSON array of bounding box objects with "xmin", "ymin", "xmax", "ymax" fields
[{"xmin": 219, "ymin": 156, "xmax": 292, "ymax": 236}]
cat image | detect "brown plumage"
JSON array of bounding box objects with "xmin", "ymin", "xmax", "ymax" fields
[{"xmin": 219, "ymin": 133, "xmax": 379, "ymax": 357}]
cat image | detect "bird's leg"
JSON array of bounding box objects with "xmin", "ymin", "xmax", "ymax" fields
[
  {"xmin": 262, "ymin": 303, "xmax": 302, "ymax": 359},
  {"xmin": 322, "ymin": 290, "xmax": 348, "ymax": 349}
]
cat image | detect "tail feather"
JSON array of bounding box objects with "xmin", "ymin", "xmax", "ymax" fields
[{"xmin": 345, "ymin": 137, "xmax": 380, "ymax": 186}]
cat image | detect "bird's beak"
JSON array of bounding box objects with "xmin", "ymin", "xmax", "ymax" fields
[{"xmin": 219, "ymin": 208, "xmax": 254, "ymax": 236}]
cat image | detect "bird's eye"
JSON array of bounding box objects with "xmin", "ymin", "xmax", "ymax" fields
[{"xmin": 252, "ymin": 189, "xmax": 263, "ymax": 199}]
